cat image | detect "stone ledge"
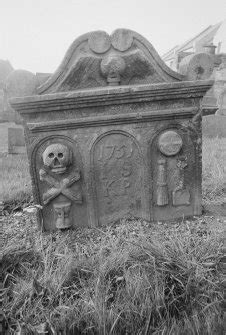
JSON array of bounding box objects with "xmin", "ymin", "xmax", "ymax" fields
[
  {"xmin": 27, "ymin": 107, "xmax": 198, "ymax": 133},
  {"xmin": 10, "ymin": 81, "xmax": 213, "ymax": 114}
]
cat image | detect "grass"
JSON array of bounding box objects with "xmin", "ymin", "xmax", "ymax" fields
[
  {"xmin": 0, "ymin": 153, "xmax": 32, "ymax": 207},
  {"xmin": 2, "ymin": 216, "xmax": 224, "ymax": 334},
  {"xmin": 1, "ymin": 136, "xmax": 225, "ymax": 334},
  {"xmin": 202, "ymin": 137, "xmax": 225, "ymax": 202}
]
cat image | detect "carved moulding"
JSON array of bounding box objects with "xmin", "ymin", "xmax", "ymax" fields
[
  {"xmin": 149, "ymin": 123, "xmax": 198, "ymax": 221},
  {"xmin": 31, "ymin": 135, "xmax": 86, "ymax": 231},
  {"xmin": 90, "ymin": 130, "xmax": 147, "ymax": 226}
]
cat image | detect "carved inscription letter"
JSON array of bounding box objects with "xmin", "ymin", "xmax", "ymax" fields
[{"xmin": 93, "ymin": 132, "xmax": 144, "ymax": 225}]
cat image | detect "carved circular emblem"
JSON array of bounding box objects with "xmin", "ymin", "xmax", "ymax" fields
[
  {"xmin": 88, "ymin": 31, "xmax": 111, "ymax": 54},
  {"xmin": 158, "ymin": 131, "xmax": 183, "ymax": 156},
  {"xmin": 111, "ymin": 29, "xmax": 133, "ymax": 51}
]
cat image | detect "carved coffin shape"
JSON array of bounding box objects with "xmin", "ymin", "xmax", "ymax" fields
[{"xmin": 10, "ymin": 29, "xmax": 215, "ymax": 231}]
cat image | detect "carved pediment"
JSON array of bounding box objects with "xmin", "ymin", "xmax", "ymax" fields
[{"xmin": 38, "ymin": 29, "xmax": 184, "ymax": 94}]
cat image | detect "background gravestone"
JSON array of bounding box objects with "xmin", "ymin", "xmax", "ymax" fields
[
  {"xmin": 0, "ymin": 60, "xmax": 14, "ymax": 122},
  {"xmin": 215, "ymin": 55, "xmax": 226, "ymax": 115},
  {"xmin": 10, "ymin": 29, "xmax": 216, "ymax": 231},
  {"xmin": 8, "ymin": 126, "xmax": 25, "ymax": 154},
  {"xmin": 202, "ymin": 54, "xmax": 226, "ymax": 137},
  {"xmin": 4, "ymin": 70, "xmax": 38, "ymax": 154}
]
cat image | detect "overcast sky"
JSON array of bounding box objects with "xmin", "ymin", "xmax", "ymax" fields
[{"xmin": 0, "ymin": 0, "xmax": 225, "ymax": 73}]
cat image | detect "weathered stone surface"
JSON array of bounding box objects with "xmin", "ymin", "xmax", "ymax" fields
[
  {"xmin": 92, "ymin": 131, "xmax": 145, "ymax": 224},
  {"xmin": 10, "ymin": 29, "xmax": 215, "ymax": 231},
  {"xmin": 37, "ymin": 29, "xmax": 184, "ymax": 94},
  {"xmin": 179, "ymin": 53, "xmax": 214, "ymax": 80},
  {"xmin": 36, "ymin": 72, "xmax": 51, "ymax": 87}
]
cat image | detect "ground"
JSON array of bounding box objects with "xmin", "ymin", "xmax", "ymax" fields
[{"xmin": 1, "ymin": 130, "xmax": 225, "ymax": 334}]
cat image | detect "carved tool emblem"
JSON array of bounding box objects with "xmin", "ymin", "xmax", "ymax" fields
[
  {"xmin": 172, "ymin": 156, "xmax": 190, "ymax": 206},
  {"xmin": 156, "ymin": 159, "xmax": 169, "ymax": 206}
]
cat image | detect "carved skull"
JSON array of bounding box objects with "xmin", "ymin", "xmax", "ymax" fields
[{"xmin": 42, "ymin": 143, "xmax": 72, "ymax": 174}]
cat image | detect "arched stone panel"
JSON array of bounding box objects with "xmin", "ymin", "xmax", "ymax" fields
[
  {"xmin": 32, "ymin": 135, "xmax": 88, "ymax": 231},
  {"xmin": 149, "ymin": 124, "xmax": 198, "ymax": 221},
  {"xmin": 91, "ymin": 131, "xmax": 145, "ymax": 225}
]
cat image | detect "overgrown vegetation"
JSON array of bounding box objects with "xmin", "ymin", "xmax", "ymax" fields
[
  {"xmin": 1, "ymin": 137, "xmax": 225, "ymax": 334},
  {"xmin": 2, "ymin": 216, "xmax": 224, "ymax": 334},
  {"xmin": 1, "ymin": 153, "xmax": 32, "ymax": 207},
  {"xmin": 202, "ymin": 137, "xmax": 225, "ymax": 202}
]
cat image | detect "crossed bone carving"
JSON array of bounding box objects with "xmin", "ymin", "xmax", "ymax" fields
[{"xmin": 39, "ymin": 168, "xmax": 82, "ymax": 205}]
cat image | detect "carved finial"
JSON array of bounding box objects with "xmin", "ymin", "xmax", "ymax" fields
[{"xmin": 100, "ymin": 55, "xmax": 126, "ymax": 86}]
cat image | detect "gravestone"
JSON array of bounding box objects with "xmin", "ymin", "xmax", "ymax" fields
[
  {"xmin": 10, "ymin": 29, "xmax": 216, "ymax": 231},
  {"xmin": 5, "ymin": 69, "xmax": 38, "ymax": 124},
  {"xmin": 217, "ymin": 88, "xmax": 226, "ymax": 115},
  {"xmin": 215, "ymin": 54, "xmax": 226, "ymax": 115},
  {"xmin": 5, "ymin": 69, "xmax": 38, "ymax": 153},
  {"xmin": 8, "ymin": 126, "xmax": 26, "ymax": 154},
  {"xmin": 0, "ymin": 60, "xmax": 14, "ymax": 122}
]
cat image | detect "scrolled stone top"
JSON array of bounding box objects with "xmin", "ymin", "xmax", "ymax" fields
[{"xmin": 37, "ymin": 29, "xmax": 185, "ymax": 94}]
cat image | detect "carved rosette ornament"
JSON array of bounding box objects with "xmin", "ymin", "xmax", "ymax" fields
[{"xmin": 39, "ymin": 143, "xmax": 82, "ymax": 229}]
